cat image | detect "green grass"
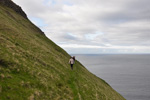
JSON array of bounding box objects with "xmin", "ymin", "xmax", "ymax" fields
[{"xmin": 0, "ymin": 3, "xmax": 125, "ymax": 100}]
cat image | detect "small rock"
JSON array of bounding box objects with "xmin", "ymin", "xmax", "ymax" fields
[
  {"xmin": 0, "ymin": 74, "xmax": 5, "ymax": 79},
  {"xmin": 34, "ymin": 91, "xmax": 40, "ymax": 96},
  {"xmin": 20, "ymin": 81, "xmax": 24, "ymax": 86},
  {"xmin": 17, "ymin": 69, "xmax": 20, "ymax": 72},
  {"xmin": 29, "ymin": 94, "xmax": 34, "ymax": 100}
]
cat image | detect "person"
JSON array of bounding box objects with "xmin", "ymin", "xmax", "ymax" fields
[{"xmin": 69, "ymin": 57, "xmax": 75, "ymax": 70}]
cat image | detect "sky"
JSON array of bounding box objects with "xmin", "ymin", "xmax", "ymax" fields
[{"xmin": 12, "ymin": 0, "xmax": 150, "ymax": 54}]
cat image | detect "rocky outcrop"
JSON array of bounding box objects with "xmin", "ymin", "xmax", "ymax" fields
[
  {"xmin": 0, "ymin": 0, "xmax": 45, "ymax": 35},
  {"xmin": 0, "ymin": 0, "xmax": 27, "ymax": 19}
]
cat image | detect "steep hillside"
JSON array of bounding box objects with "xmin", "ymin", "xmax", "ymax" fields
[{"xmin": 0, "ymin": 1, "xmax": 125, "ymax": 100}]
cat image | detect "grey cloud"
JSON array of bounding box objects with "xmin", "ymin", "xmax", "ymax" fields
[{"xmin": 13, "ymin": 0, "xmax": 150, "ymax": 53}]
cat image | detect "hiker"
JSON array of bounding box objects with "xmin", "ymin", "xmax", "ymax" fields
[{"xmin": 69, "ymin": 57, "xmax": 75, "ymax": 70}]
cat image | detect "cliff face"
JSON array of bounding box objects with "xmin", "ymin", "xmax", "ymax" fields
[
  {"xmin": 0, "ymin": 0, "xmax": 27, "ymax": 19},
  {"xmin": 0, "ymin": 0, "xmax": 44, "ymax": 35},
  {"xmin": 0, "ymin": 1, "xmax": 125, "ymax": 100}
]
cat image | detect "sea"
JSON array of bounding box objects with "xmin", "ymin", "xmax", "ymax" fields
[{"xmin": 73, "ymin": 54, "xmax": 150, "ymax": 100}]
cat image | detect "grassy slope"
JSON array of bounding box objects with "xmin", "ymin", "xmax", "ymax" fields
[{"xmin": 0, "ymin": 5, "xmax": 125, "ymax": 100}]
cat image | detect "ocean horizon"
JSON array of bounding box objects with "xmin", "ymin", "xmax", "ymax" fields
[{"xmin": 72, "ymin": 54, "xmax": 150, "ymax": 100}]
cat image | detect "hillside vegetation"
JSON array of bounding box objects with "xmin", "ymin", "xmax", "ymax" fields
[{"xmin": 0, "ymin": 1, "xmax": 125, "ymax": 100}]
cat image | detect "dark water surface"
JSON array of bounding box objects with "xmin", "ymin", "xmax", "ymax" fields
[{"xmin": 74, "ymin": 54, "xmax": 150, "ymax": 100}]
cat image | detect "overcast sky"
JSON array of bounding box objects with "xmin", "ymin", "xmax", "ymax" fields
[{"xmin": 13, "ymin": 0, "xmax": 150, "ymax": 54}]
